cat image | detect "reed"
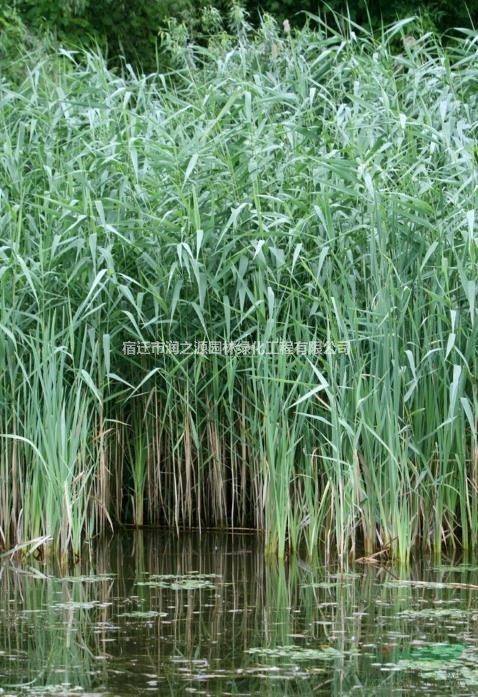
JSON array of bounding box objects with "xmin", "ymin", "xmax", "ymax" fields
[{"xmin": 0, "ymin": 13, "xmax": 476, "ymax": 561}]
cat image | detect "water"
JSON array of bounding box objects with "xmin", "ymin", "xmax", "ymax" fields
[{"xmin": 1, "ymin": 532, "xmax": 478, "ymax": 696}]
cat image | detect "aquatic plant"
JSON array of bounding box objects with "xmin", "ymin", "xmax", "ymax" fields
[{"xmin": 0, "ymin": 14, "xmax": 476, "ymax": 561}]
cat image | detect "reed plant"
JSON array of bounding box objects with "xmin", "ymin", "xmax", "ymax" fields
[{"xmin": 0, "ymin": 13, "xmax": 476, "ymax": 562}]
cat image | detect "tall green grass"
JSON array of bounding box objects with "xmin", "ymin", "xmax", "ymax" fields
[{"xmin": 0, "ymin": 15, "xmax": 476, "ymax": 561}]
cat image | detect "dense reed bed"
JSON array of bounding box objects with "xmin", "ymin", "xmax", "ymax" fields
[{"xmin": 0, "ymin": 15, "xmax": 476, "ymax": 562}]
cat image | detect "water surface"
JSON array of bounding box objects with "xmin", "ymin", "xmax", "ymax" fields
[{"xmin": 1, "ymin": 532, "xmax": 478, "ymax": 695}]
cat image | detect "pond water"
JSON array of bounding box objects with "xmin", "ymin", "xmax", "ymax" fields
[{"xmin": 1, "ymin": 531, "xmax": 478, "ymax": 696}]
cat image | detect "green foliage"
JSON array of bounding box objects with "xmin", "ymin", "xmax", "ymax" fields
[
  {"xmin": 0, "ymin": 3, "xmax": 50, "ymax": 83},
  {"xmin": 0, "ymin": 16, "xmax": 477, "ymax": 561},
  {"xmin": 248, "ymin": 0, "xmax": 478, "ymax": 31},
  {"xmin": 11, "ymin": 0, "xmax": 219, "ymax": 70},
  {"xmin": 4, "ymin": 1, "xmax": 478, "ymax": 71},
  {"xmin": 0, "ymin": 3, "xmax": 27, "ymax": 69}
]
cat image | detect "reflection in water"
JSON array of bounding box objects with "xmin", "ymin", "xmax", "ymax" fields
[{"xmin": 1, "ymin": 532, "xmax": 478, "ymax": 695}]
